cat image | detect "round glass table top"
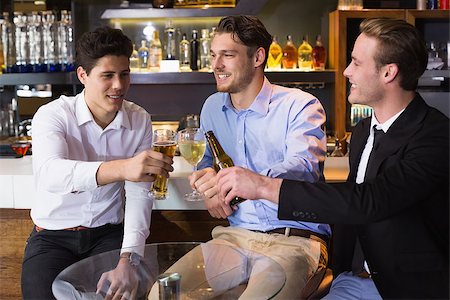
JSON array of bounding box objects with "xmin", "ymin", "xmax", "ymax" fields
[{"xmin": 52, "ymin": 242, "xmax": 286, "ymax": 299}]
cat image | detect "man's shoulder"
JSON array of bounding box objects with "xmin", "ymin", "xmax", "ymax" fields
[
  {"xmin": 122, "ymin": 100, "xmax": 149, "ymax": 114},
  {"xmin": 121, "ymin": 100, "xmax": 152, "ymax": 124},
  {"xmin": 270, "ymin": 84, "xmax": 319, "ymax": 105},
  {"xmin": 35, "ymin": 94, "xmax": 76, "ymax": 116},
  {"xmin": 202, "ymin": 92, "xmax": 227, "ymax": 111}
]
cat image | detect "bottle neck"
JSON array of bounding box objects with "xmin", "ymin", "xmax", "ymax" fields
[{"xmin": 205, "ymin": 132, "xmax": 224, "ymax": 159}]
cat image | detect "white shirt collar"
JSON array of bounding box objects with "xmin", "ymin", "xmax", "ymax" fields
[
  {"xmin": 371, "ymin": 108, "xmax": 405, "ymax": 134},
  {"xmin": 75, "ymin": 90, "xmax": 131, "ymax": 130}
]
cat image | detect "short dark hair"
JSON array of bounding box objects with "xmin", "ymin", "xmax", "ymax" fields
[
  {"xmin": 216, "ymin": 15, "xmax": 272, "ymax": 66},
  {"xmin": 360, "ymin": 18, "xmax": 427, "ymax": 91},
  {"xmin": 75, "ymin": 26, "xmax": 133, "ymax": 75}
]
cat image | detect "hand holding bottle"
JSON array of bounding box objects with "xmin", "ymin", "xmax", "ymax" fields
[
  {"xmin": 216, "ymin": 167, "xmax": 282, "ymax": 206},
  {"xmin": 189, "ymin": 167, "xmax": 234, "ymax": 218},
  {"xmin": 205, "ymin": 131, "xmax": 246, "ymax": 206}
]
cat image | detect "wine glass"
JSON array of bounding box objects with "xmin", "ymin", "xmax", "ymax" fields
[{"xmin": 177, "ymin": 128, "xmax": 206, "ymax": 201}]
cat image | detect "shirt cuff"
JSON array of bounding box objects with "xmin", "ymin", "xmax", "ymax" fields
[
  {"xmin": 73, "ymin": 161, "xmax": 103, "ymax": 192},
  {"xmin": 121, "ymin": 232, "xmax": 146, "ymax": 257}
]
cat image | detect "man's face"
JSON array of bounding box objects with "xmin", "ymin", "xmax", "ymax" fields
[
  {"xmin": 78, "ymin": 55, "xmax": 130, "ymax": 126},
  {"xmin": 343, "ymin": 33, "xmax": 385, "ymax": 107},
  {"xmin": 210, "ymin": 32, "xmax": 256, "ymax": 94}
]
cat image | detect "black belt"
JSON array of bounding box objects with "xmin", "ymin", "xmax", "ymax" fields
[{"xmin": 251, "ymin": 227, "xmax": 329, "ymax": 247}]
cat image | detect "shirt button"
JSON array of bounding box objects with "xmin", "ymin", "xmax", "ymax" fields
[{"xmin": 238, "ymin": 140, "xmax": 242, "ymax": 144}]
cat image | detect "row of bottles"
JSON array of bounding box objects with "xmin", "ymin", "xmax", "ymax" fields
[
  {"xmin": 0, "ymin": 10, "xmax": 74, "ymax": 73},
  {"xmin": 267, "ymin": 35, "xmax": 326, "ymax": 71},
  {"xmin": 350, "ymin": 104, "xmax": 373, "ymax": 127},
  {"xmin": 417, "ymin": 0, "xmax": 449, "ymax": 9},
  {"xmin": 130, "ymin": 25, "xmax": 215, "ymax": 73}
]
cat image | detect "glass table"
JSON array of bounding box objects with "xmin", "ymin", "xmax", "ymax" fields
[{"xmin": 52, "ymin": 242, "xmax": 286, "ymax": 299}]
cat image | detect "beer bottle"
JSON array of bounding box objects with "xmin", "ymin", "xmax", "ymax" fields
[{"xmin": 205, "ymin": 131, "xmax": 245, "ymax": 206}]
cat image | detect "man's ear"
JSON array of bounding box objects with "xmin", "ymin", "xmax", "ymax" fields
[
  {"xmin": 382, "ymin": 63, "xmax": 399, "ymax": 84},
  {"xmin": 254, "ymin": 47, "xmax": 266, "ymax": 68},
  {"xmin": 77, "ymin": 66, "xmax": 87, "ymax": 84}
]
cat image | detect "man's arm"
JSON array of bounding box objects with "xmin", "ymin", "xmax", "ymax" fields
[
  {"xmin": 216, "ymin": 167, "xmax": 282, "ymax": 205},
  {"xmin": 32, "ymin": 102, "xmax": 173, "ymax": 193},
  {"xmin": 217, "ymin": 115, "xmax": 449, "ymax": 225},
  {"xmin": 262, "ymin": 96, "xmax": 326, "ymax": 183},
  {"xmin": 96, "ymin": 150, "xmax": 173, "ymax": 185}
]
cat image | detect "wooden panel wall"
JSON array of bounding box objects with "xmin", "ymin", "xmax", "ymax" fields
[
  {"xmin": 0, "ymin": 209, "xmax": 227, "ymax": 299},
  {"xmin": 0, "ymin": 209, "xmax": 34, "ymax": 300}
]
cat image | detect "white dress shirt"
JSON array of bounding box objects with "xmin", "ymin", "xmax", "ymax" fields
[{"xmin": 31, "ymin": 91, "xmax": 153, "ymax": 256}]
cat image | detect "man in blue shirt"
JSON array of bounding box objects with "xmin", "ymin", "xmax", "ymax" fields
[{"xmin": 187, "ymin": 15, "xmax": 330, "ymax": 299}]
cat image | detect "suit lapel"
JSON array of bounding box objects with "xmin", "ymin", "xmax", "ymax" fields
[{"xmin": 364, "ymin": 94, "xmax": 428, "ymax": 179}]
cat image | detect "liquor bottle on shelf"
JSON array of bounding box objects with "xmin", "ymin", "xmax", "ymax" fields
[
  {"xmin": 282, "ymin": 34, "xmax": 297, "ymax": 69},
  {"xmin": 179, "ymin": 33, "xmax": 191, "ymax": 71},
  {"xmin": 42, "ymin": 11, "xmax": 58, "ymax": 72},
  {"xmin": 149, "ymin": 30, "xmax": 162, "ymax": 72},
  {"xmin": 1, "ymin": 12, "xmax": 15, "ymax": 73},
  {"xmin": 190, "ymin": 29, "xmax": 199, "ymax": 71},
  {"xmin": 14, "ymin": 12, "xmax": 30, "ymax": 73},
  {"xmin": 129, "ymin": 43, "xmax": 139, "ymax": 72},
  {"xmin": 138, "ymin": 40, "xmax": 149, "ymax": 72},
  {"xmin": 57, "ymin": 10, "xmax": 74, "ymax": 72},
  {"xmin": 27, "ymin": 12, "xmax": 43, "ymax": 72},
  {"xmin": 312, "ymin": 35, "xmax": 326, "ymax": 71},
  {"xmin": 204, "ymin": 130, "xmax": 245, "ymax": 206},
  {"xmin": 199, "ymin": 28, "xmax": 211, "ymax": 71},
  {"xmin": 0, "ymin": 37, "xmax": 3, "ymax": 74},
  {"xmin": 298, "ymin": 35, "xmax": 313, "ymax": 71},
  {"xmin": 164, "ymin": 21, "xmax": 176, "ymax": 60},
  {"xmin": 266, "ymin": 35, "xmax": 282, "ymax": 70}
]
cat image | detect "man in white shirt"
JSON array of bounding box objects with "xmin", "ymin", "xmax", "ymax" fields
[{"xmin": 21, "ymin": 26, "xmax": 174, "ymax": 300}]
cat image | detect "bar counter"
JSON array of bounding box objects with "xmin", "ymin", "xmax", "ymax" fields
[{"xmin": 0, "ymin": 156, "xmax": 349, "ymax": 209}]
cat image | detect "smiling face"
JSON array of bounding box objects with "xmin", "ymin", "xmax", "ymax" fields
[
  {"xmin": 77, "ymin": 55, "xmax": 131, "ymax": 128},
  {"xmin": 344, "ymin": 33, "xmax": 385, "ymax": 107},
  {"xmin": 210, "ymin": 32, "xmax": 257, "ymax": 95}
]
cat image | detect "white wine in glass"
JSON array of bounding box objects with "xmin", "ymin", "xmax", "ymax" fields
[{"xmin": 178, "ymin": 128, "xmax": 206, "ymax": 201}]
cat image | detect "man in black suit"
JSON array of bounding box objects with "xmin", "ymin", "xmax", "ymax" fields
[{"xmin": 214, "ymin": 18, "xmax": 449, "ymax": 299}]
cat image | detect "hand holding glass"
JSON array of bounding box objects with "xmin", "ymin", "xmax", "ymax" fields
[
  {"xmin": 177, "ymin": 128, "xmax": 206, "ymax": 201},
  {"xmin": 149, "ymin": 129, "xmax": 177, "ymax": 200}
]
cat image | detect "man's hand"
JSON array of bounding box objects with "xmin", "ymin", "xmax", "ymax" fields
[
  {"xmin": 216, "ymin": 167, "xmax": 282, "ymax": 205},
  {"xmin": 123, "ymin": 150, "xmax": 174, "ymax": 182},
  {"xmin": 96, "ymin": 258, "xmax": 138, "ymax": 300},
  {"xmin": 190, "ymin": 168, "xmax": 233, "ymax": 218},
  {"xmin": 97, "ymin": 149, "xmax": 174, "ymax": 186}
]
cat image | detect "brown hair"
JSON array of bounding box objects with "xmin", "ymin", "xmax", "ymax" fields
[
  {"xmin": 75, "ymin": 26, "xmax": 133, "ymax": 75},
  {"xmin": 360, "ymin": 18, "xmax": 427, "ymax": 91},
  {"xmin": 216, "ymin": 15, "xmax": 272, "ymax": 66}
]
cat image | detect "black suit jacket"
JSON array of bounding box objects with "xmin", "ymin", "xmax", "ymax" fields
[{"xmin": 278, "ymin": 94, "xmax": 449, "ymax": 299}]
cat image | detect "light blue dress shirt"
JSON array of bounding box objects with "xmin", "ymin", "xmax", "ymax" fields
[{"xmin": 198, "ymin": 77, "xmax": 331, "ymax": 237}]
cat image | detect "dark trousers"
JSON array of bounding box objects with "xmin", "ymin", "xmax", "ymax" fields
[{"xmin": 21, "ymin": 223, "xmax": 124, "ymax": 300}]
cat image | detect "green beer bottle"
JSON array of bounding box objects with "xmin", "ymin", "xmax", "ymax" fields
[{"xmin": 205, "ymin": 130, "xmax": 245, "ymax": 206}]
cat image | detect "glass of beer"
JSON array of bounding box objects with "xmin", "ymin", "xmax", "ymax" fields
[
  {"xmin": 149, "ymin": 129, "xmax": 177, "ymax": 200},
  {"xmin": 177, "ymin": 128, "xmax": 206, "ymax": 201}
]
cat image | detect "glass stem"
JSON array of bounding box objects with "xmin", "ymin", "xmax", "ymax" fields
[{"xmin": 192, "ymin": 164, "xmax": 197, "ymax": 192}]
